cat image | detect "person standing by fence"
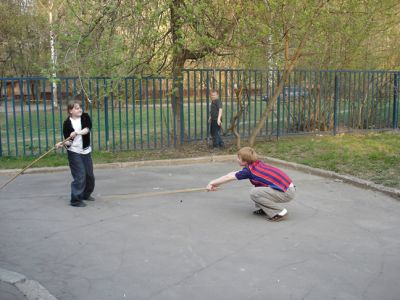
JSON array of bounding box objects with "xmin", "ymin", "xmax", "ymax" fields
[
  {"xmin": 56, "ymin": 100, "xmax": 95, "ymax": 207},
  {"xmin": 209, "ymin": 90, "xmax": 224, "ymax": 149}
]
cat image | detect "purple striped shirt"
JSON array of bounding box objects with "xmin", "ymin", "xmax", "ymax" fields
[{"xmin": 235, "ymin": 160, "xmax": 293, "ymax": 192}]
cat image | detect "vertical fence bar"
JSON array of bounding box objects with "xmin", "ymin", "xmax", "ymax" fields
[
  {"xmin": 166, "ymin": 78, "xmax": 170, "ymax": 147},
  {"xmin": 287, "ymin": 72, "xmax": 291, "ymax": 134},
  {"xmin": 270, "ymin": 69, "xmax": 275, "ymax": 135},
  {"xmin": 56, "ymin": 82, "xmax": 62, "ymax": 148},
  {"xmin": 383, "ymin": 72, "xmax": 389, "ymax": 128},
  {"xmin": 35, "ymin": 79, "xmax": 41, "ymax": 154},
  {"xmin": 305, "ymin": 71, "xmax": 311, "ymax": 133},
  {"xmin": 253, "ymin": 70, "xmax": 257, "ymax": 133},
  {"xmin": 243, "ymin": 70, "xmax": 251, "ymax": 136},
  {"xmin": 224, "ymin": 70, "xmax": 228, "ymax": 134},
  {"xmin": 50, "ymin": 79, "xmax": 56, "ymax": 147},
  {"xmin": 219, "ymin": 70, "xmax": 223, "ymax": 133},
  {"xmin": 313, "ymin": 70, "xmax": 318, "ymax": 134},
  {"xmin": 393, "ymin": 73, "xmax": 399, "ymax": 129},
  {"xmin": 140, "ymin": 79, "xmax": 144, "ymax": 149},
  {"xmin": 322, "ymin": 71, "xmax": 327, "ymax": 131},
  {"xmin": 329, "ymin": 71, "xmax": 334, "ymax": 132},
  {"xmin": 296, "ymin": 70, "xmax": 302, "ymax": 132},
  {"xmin": 43, "ymin": 79, "xmax": 49, "ymax": 151},
  {"xmin": 19, "ymin": 79, "xmax": 26, "ymax": 156},
  {"xmin": 378, "ymin": 71, "xmax": 383, "ymax": 129},
  {"xmin": 371, "ymin": 72, "xmax": 375, "ymax": 129},
  {"xmin": 365, "ymin": 72, "xmax": 370, "ymax": 129},
  {"xmin": 0, "ymin": 79, "xmax": 4, "ymax": 157},
  {"xmin": 236, "ymin": 70, "xmax": 241, "ymax": 136},
  {"xmin": 111, "ymin": 80, "xmax": 115, "ymax": 150},
  {"xmin": 276, "ymin": 70, "xmax": 281, "ymax": 138},
  {"xmin": 88, "ymin": 79, "xmax": 94, "ymax": 150},
  {"xmin": 123, "ymin": 79, "xmax": 129, "ymax": 150},
  {"xmin": 387, "ymin": 72, "xmax": 392, "ymax": 128},
  {"xmin": 333, "ymin": 73, "xmax": 338, "ymax": 135},
  {"xmin": 96, "ymin": 79, "xmax": 101, "ymax": 150},
  {"xmin": 11, "ymin": 80, "xmax": 18, "ymax": 156},
  {"xmin": 259, "ymin": 71, "xmax": 264, "ymax": 136},
  {"xmin": 27, "ymin": 79, "xmax": 33, "ymax": 155},
  {"xmin": 159, "ymin": 78, "xmax": 163, "ymax": 147},
  {"xmin": 300, "ymin": 70, "xmax": 306, "ymax": 133},
  {"xmin": 179, "ymin": 75, "xmax": 184, "ymax": 145},
  {"xmin": 358, "ymin": 71, "xmax": 362, "ymax": 129},
  {"xmin": 338, "ymin": 72, "xmax": 343, "ymax": 132},
  {"xmin": 352, "ymin": 72, "xmax": 356, "ymax": 129},
  {"xmin": 193, "ymin": 71, "xmax": 197, "ymax": 139},
  {"xmin": 132, "ymin": 77, "xmax": 137, "ymax": 150},
  {"xmin": 377, "ymin": 71, "xmax": 381, "ymax": 128},
  {"xmin": 347, "ymin": 72, "xmax": 352, "ymax": 131},
  {"xmin": 73, "ymin": 78, "xmax": 77, "ymax": 98},
  {"xmin": 118, "ymin": 82, "xmax": 122, "ymax": 150},
  {"xmin": 317, "ymin": 71, "xmax": 322, "ymax": 132},
  {"xmin": 4, "ymin": 79, "xmax": 10, "ymax": 155},
  {"xmin": 345, "ymin": 72, "xmax": 354, "ymax": 132},
  {"xmin": 152, "ymin": 78, "xmax": 157, "ymax": 147},
  {"xmin": 104, "ymin": 80, "xmax": 109, "ymax": 151},
  {"xmin": 0, "ymin": 82, "xmax": 2, "ymax": 156},
  {"xmin": 206, "ymin": 71, "xmax": 210, "ymax": 140},
  {"xmin": 146, "ymin": 78, "xmax": 151, "ymax": 148},
  {"xmin": 200, "ymin": 71, "xmax": 204, "ymax": 140},
  {"xmin": 291, "ymin": 71, "xmax": 296, "ymax": 133},
  {"xmin": 172, "ymin": 77, "xmax": 177, "ymax": 148},
  {"xmin": 187, "ymin": 71, "xmax": 191, "ymax": 141}
]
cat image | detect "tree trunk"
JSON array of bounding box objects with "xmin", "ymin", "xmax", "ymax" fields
[
  {"xmin": 170, "ymin": 0, "xmax": 185, "ymax": 145},
  {"xmin": 248, "ymin": 31, "xmax": 309, "ymax": 147},
  {"xmin": 48, "ymin": 0, "xmax": 58, "ymax": 108},
  {"xmin": 171, "ymin": 53, "xmax": 186, "ymax": 145}
]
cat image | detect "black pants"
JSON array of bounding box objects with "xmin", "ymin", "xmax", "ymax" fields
[{"xmin": 210, "ymin": 120, "xmax": 223, "ymax": 148}]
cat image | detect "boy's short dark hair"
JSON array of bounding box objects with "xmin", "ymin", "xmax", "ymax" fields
[{"xmin": 238, "ymin": 147, "xmax": 257, "ymax": 164}]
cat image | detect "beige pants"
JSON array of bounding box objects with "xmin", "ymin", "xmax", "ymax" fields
[{"xmin": 250, "ymin": 185, "xmax": 296, "ymax": 218}]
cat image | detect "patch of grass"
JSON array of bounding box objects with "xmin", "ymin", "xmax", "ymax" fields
[
  {"xmin": 255, "ymin": 131, "xmax": 400, "ymax": 189},
  {"xmin": 1, "ymin": 131, "xmax": 399, "ymax": 189}
]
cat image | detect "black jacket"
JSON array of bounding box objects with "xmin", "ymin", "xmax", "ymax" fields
[{"xmin": 63, "ymin": 112, "xmax": 92, "ymax": 150}]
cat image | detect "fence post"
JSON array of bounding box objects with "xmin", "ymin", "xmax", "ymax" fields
[
  {"xmin": 333, "ymin": 74, "xmax": 338, "ymax": 135},
  {"xmin": 0, "ymin": 107, "xmax": 2, "ymax": 156},
  {"xmin": 0, "ymin": 79, "xmax": 2, "ymax": 156},
  {"xmin": 393, "ymin": 73, "xmax": 399, "ymax": 129},
  {"xmin": 276, "ymin": 70, "xmax": 281, "ymax": 138},
  {"xmin": 180, "ymin": 77, "xmax": 185, "ymax": 144},
  {"xmin": 104, "ymin": 95, "xmax": 109, "ymax": 151},
  {"xmin": 206, "ymin": 71, "xmax": 210, "ymax": 139}
]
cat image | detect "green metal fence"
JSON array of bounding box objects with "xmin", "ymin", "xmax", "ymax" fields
[{"xmin": 1, "ymin": 69, "xmax": 399, "ymax": 157}]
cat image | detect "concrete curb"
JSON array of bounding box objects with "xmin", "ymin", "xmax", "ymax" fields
[
  {"xmin": 0, "ymin": 155, "xmax": 237, "ymax": 176},
  {"xmin": 0, "ymin": 267, "xmax": 57, "ymax": 300},
  {"xmin": 1, "ymin": 154, "xmax": 399, "ymax": 200}
]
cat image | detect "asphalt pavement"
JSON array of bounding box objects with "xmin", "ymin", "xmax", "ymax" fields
[{"xmin": 1, "ymin": 157, "xmax": 400, "ymax": 300}]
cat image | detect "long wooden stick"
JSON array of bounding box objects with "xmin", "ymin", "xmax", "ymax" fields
[
  {"xmin": 0, "ymin": 137, "xmax": 72, "ymax": 190},
  {"xmin": 104, "ymin": 187, "xmax": 206, "ymax": 200}
]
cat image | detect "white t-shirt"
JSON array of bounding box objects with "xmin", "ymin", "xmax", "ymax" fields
[{"xmin": 69, "ymin": 117, "xmax": 91, "ymax": 154}]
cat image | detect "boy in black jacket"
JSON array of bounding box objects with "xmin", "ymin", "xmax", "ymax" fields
[{"xmin": 56, "ymin": 100, "xmax": 95, "ymax": 207}]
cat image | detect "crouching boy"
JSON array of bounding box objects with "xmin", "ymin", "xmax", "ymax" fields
[{"xmin": 206, "ymin": 147, "xmax": 296, "ymax": 221}]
